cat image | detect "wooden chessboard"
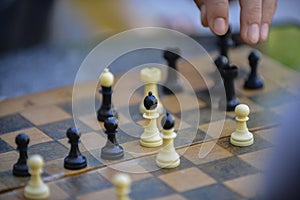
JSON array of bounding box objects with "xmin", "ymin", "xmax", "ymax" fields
[{"xmin": 0, "ymin": 46, "xmax": 299, "ymax": 200}]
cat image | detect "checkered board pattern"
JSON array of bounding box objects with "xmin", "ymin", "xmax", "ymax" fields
[{"xmin": 0, "ymin": 46, "xmax": 299, "ymax": 199}]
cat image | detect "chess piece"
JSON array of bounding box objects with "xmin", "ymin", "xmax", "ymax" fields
[
  {"xmin": 24, "ymin": 155, "xmax": 50, "ymax": 200},
  {"xmin": 212, "ymin": 55, "xmax": 229, "ymax": 93},
  {"xmin": 64, "ymin": 128, "xmax": 87, "ymax": 170},
  {"xmin": 140, "ymin": 92, "xmax": 162, "ymax": 147},
  {"xmin": 244, "ymin": 50, "xmax": 264, "ymax": 89},
  {"xmin": 219, "ymin": 64, "xmax": 239, "ymax": 111},
  {"xmin": 97, "ymin": 68, "xmax": 118, "ymax": 122},
  {"xmin": 162, "ymin": 48, "xmax": 183, "ymax": 95},
  {"xmin": 113, "ymin": 173, "xmax": 131, "ymax": 200},
  {"xmin": 156, "ymin": 112, "xmax": 180, "ymax": 168},
  {"xmin": 101, "ymin": 117, "xmax": 124, "ymax": 160},
  {"xmin": 230, "ymin": 104, "xmax": 254, "ymax": 146},
  {"xmin": 13, "ymin": 133, "xmax": 30, "ymax": 177},
  {"xmin": 139, "ymin": 67, "xmax": 164, "ymax": 115},
  {"xmin": 217, "ymin": 25, "xmax": 234, "ymax": 60}
]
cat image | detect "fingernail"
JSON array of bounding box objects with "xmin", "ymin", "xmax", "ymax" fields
[
  {"xmin": 213, "ymin": 18, "xmax": 226, "ymax": 35},
  {"xmin": 247, "ymin": 24, "xmax": 259, "ymax": 43},
  {"xmin": 260, "ymin": 23, "xmax": 269, "ymax": 41}
]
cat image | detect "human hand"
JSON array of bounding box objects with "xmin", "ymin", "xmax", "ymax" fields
[{"xmin": 194, "ymin": 0, "xmax": 277, "ymax": 44}]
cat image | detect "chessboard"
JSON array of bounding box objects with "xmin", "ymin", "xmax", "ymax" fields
[{"xmin": 0, "ymin": 46, "xmax": 299, "ymax": 200}]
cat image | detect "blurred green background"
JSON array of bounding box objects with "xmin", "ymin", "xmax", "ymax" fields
[{"xmin": 263, "ymin": 26, "xmax": 300, "ymax": 71}]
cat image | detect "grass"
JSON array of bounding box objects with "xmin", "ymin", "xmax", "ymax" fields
[{"xmin": 262, "ymin": 25, "xmax": 300, "ymax": 71}]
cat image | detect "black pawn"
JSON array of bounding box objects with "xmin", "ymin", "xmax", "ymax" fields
[
  {"xmin": 219, "ymin": 65, "xmax": 239, "ymax": 111},
  {"xmin": 244, "ymin": 50, "xmax": 264, "ymax": 89},
  {"xmin": 144, "ymin": 91, "xmax": 158, "ymax": 111},
  {"xmin": 162, "ymin": 48, "xmax": 183, "ymax": 94},
  {"xmin": 64, "ymin": 128, "xmax": 87, "ymax": 170},
  {"xmin": 101, "ymin": 117, "xmax": 124, "ymax": 160},
  {"xmin": 13, "ymin": 133, "xmax": 30, "ymax": 177},
  {"xmin": 217, "ymin": 25, "xmax": 234, "ymax": 60},
  {"xmin": 97, "ymin": 85, "xmax": 118, "ymax": 122}
]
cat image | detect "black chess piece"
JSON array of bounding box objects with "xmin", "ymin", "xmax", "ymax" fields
[
  {"xmin": 97, "ymin": 69, "xmax": 118, "ymax": 122},
  {"xmin": 219, "ymin": 65, "xmax": 239, "ymax": 111},
  {"xmin": 162, "ymin": 48, "xmax": 183, "ymax": 95},
  {"xmin": 244, "ymin": 50, "xmax": 264, "ymax": 89},
  {"xmin": 217, "ymin": 25, "xmax": 234, "ymax": 60},
  {"xmin": 214, "ymin": 55, "xmax": 229, "ymax": 72},
  {"xmin": 13, "ymin": 133, "xmax": 30, "ymax": 177},
  {"xmin": 101, "ymin": 117, "xmax": 124, "ymax": 160},
  {"xmin": 211, "ymin": 55, "xmax": 229, "ymax": 93},
  {"xmin": 64, "ymin": 127, "xmax": 87, "ymax": 170}
]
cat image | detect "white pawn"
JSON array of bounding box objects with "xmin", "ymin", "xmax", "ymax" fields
[
  {"xmin": 230, "ymin": 104, "xmax": 254, "ymax": 146},
  {"xmin": 113, "ymin": 173, "xmax": 131, "ymax": 200},
  {"xmin": 140, "ymin": 92, "xmax": 162, "ymax": 147},
  {"xmin": 24, "ymin": 155, "xmax": 50, "ymax": 200},
  {"xmin": 156, "ymin": 112, "xmax": 180, "ymax": 168},
  {"xmin": 139, "ymin": 67, "xmax": 164, "ymax": 115}
]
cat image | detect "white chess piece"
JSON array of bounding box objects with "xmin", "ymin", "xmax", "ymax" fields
[
  {"xmin": 24, "ymin": 155, "xmax": 50, "ymax": 200},
  {"xmin": 156, "ymin": 112, "xmax": 180, "ymax": 168},
  {"xmin": 140, "ymin": 92, "xmax": 162, "ymax": 147},
  {"xmin": 139, "ymin": 67, "xmax": 164, "ymax": 115},
  {"xmin": 230, "ymin": 104, "xmax": 254, "ymax": 146},
  {"xmin": 113, "ymin": 173, "xmax": 131, "ymax": 200}
]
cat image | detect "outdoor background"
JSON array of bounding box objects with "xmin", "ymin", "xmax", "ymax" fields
[{"xmin": 0, "ymin": 0, "xmax": 299, "ymax": 99}]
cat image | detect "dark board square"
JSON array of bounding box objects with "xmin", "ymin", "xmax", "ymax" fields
[
  {"xmin": 174, "ymin": 108, "xmax": 201, "ymax": 126},
  {"xmin": 0, "ymin": 170, "xmax": 30, "ymax": 190},
  {"xmin": 176, "ymin": 128, "xmax": 210, "ymax": 147},
  {"xmin": 217, "ymin": 134, "xmax": 272, "ymax": 155},
  {"xmin": 59, "ymin": 98, "xmax": 101, "ymax": 116},
  {"xmin": 29, "ymin": 141, "xmax": 68, "ymax": 161},
  {"xmin": 183, "ymin": 183, "xmax": 244, "ymax": 200},
  {"xmin": 248, "ymin": 109, "xmax": 280, "ymax": 130},
  {"xmin": 82, "ymin": 151, "xmax": 102, "ymax": 167},
  {"xmin": 0, "ymin": 114, "xmax": 33, "ymax": 134},
  {"xmin": 117, "ymin": 125, "xmax": 140, "ymax": 144},
  {"xmin": 199, "ymin": 156, "xmax": 258, "ymax": 182},
  {"xmin": 249, "ymin": 88, "xmax": 299, "ymax": 108},
  {"xmin": 0, "ymin": 138, "xmax": 14, "ymax": 153},
  {"xmin": 38, "ymin": 118, "xmax": 92, "ymax": 140},
  {"xmin": 57, "ymin": 172, "xmax": 111, "ymax": 197},
  {"xmin": 131, "ymin": 177, "xmax": 174, "ymax": 199},
  {"xmin": 118, "ymin": 103, "xmax": 143, "ymax": 122}
]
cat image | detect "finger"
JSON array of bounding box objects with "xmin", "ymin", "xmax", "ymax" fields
[
  {"xmin": 194, "ymin": 0, "xmax": 208, "ymax": 27},
  {"xmin": 260, "ymin": 0, "xmax": 277, "ymax": 42},
  {"xmin": 239, "ymin": 0, "xmax": 262, "ymax": 44},
  {"xmin": 205, "ymin": 0, "xmax": 229, "ymax": 35}
]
